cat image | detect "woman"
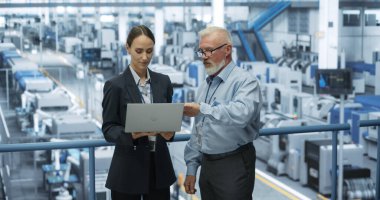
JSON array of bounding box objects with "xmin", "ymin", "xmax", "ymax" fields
[{"xmin": 102, "ymin": 25, "xmax": 176, "ymax": 200}]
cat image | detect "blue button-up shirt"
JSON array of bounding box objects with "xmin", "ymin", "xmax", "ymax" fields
[{"xmin": 184, "ymin": 61, "xmax": 263, "ymax": 176}]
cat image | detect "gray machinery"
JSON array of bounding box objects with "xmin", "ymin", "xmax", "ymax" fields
[
  {"xmin": 80, "ymin": 149, "xmax": 113, "ymax": 200},
  {"xmin": 264, "ymin": 83, "xmax": 289, "ymax": 113},
  {"xmin": 17, "ymin": 77, "xmax": 54, "ymax": 92},
  {"xmin": 285, "ymin": 131, "xmax": 331, "ymax": 181},
  {"xmin": 255, "ymin": 114, "xmax": 283, "ymax": 161},
  {"xmin": 277, "ymin": 67, "xmax": 302, "ymax": 92},
  {"xmin": 35, "ymin": 88, "xmax": 72, "ymax": 111},
  {"xmin": 8, "ymin": 57, "xmax": 39, "ymax": 72},
  {"xmin": 267, "ymin": 119, "xmax": 329, "ymax": 180},
  {"xmin": 376, "ymin": 62, "xmax": 380, "ymax": 95},
  {"xmin": 257, "ymin": 114, "xmax": 330, "ymax": 181},
  {"xmin": 150, "ymin": 64, "xmax": 184, "ymax": 86},
  {"xmin": 280, "ymin": 91, "xmax": 313, "ymax": 118},
  {"xmin": 240, "ymin": 61, "xmax": 278, "ymax": 84},
  {"xmin": 100, "ymin": 28, "xmax": 117, "ymax": 68},
  {"xmin": 15, "ymin": 88, "xmax": 73, "ymax": 134},
  {"xmin": 302, "ymin": 97, "xmax": 335, "ymax": 121},
  {"xmin": 60, "ymin": 37, "xmax": 82, "ymax": 53},
  {"xmin": 301, "ymin": 62, "xmax": 314, "ymax": 86},
  {"xmin": 172, "ymin": 31, "xmax": 196, "ymax": 47},
  {"xmin": 163, "ymin": 45, "xmax": 182, "ymax": 66},
  {"xmin": 0, "ymin": 42, "xmax": 17, "ymax": 51},
  {"xmin": 288, "ymin": 58, "xmax": 302, "ymax": 71},
  {"xmin": 276, "ymin": 56, "xmax": 287, "ymax": 67},
  {"xmin": 304, "ymin": 139, "xmax": 365, "ymax": 195},
  {"xmin": 367, "ymin": 112, "xmax": 380, "ymax": 160},
  {"xmin": 51, "ymin": 113, "xmax": 97, "ymax": 135},
  {"xmin": 266, "ymin": 118, "xmax": 307, "ymax": 176}
]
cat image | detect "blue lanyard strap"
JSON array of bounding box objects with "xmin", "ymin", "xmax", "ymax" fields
[
  {"xmin": 202, "ymin": 78, "xmax": 222, "ymax": 124},
  {"xmin": 204, "ymin": 79, "xmax": 222, "ymax": 104}
]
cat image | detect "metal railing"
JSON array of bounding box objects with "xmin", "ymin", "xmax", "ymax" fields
[{"xmin": 0, "ymin": 119, "xmax": 379, "ymax": 200}]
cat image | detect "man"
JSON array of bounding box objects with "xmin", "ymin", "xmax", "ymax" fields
[{"xmin": 183, "ymin": 26, "xmax": 262, "ymax": 200}]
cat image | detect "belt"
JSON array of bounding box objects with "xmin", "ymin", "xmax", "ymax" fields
[{"xmin": 203, "ymin": 142, "xmax": 253, "ymax": 161}]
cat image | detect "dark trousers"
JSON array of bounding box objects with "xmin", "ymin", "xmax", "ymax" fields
[
  {"xmin": 199, "ymin": 144, "xmax": 256, "ymax": 200},
  {"xmin": 111, "ymin": 188, "xmax": 169, "ymax": 200},
  {"xmin": 111, "ymin": 153, "xmax": 170, "ymax": 200}
]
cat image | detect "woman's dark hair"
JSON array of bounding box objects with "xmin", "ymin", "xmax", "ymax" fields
[{"xmin": 126, "ymin": 25, "xmax": 155, "ymax": 47}]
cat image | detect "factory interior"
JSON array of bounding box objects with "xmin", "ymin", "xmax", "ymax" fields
[{"xmin": 0, "ymin": 0, "xmax": 380, "ymax": 199}]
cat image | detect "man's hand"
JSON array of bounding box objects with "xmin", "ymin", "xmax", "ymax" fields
[
  {"xmin": 183, "ymin": 103, "xmax": 200, "ymax": 117},
  {"xmin": 159, "ymin": 132, "xmax": 174, "ymax": 140},
  {"xmin": 131, "ymin": 132, "xmax": 157, "ymax": 140},
  {"xmin": 184, "ymin": 175, "xmax": 197, "ymax": 194}
]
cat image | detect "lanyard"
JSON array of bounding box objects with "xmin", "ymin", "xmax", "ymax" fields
[
  {"xmin": 204, "ymin": 78, "xmax": 222, "ymax": 104},
  {"xmin": 201, "ymin": 78, "xmax": 222, "ymax": 124}
]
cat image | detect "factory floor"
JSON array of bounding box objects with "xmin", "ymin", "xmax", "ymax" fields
[
  {"xmin": 0, "ymin": 50, "xmax": 378, "ymax": 200},
  {"xmin": 170, "ymin": 141, "xmax": 317, "ymax": 200}
]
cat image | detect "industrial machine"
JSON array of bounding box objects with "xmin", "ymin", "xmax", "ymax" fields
[
  {"xmin": 60, "ymin": 37, "xmax": 82, "ymax": 54},
  {"xmin": 184, "ymin": 61, "xmax": 205, "ymax": 87},
  {"xmin": 150, "ymin": 64, "xmax": 184, "ymax": 86},
  {"xmin": 266, "ymin": 118, "xmax": 307, "ymax": 176},
  {"xmin": 240, "ymin": 61, "xmax": 278, "ymax": 84},
  {"xmin": 304, "ymin": 139, "xmax": 365, "ymax": 195},
  {"xmin": 367, "ymin": 112, "xmax": 380, "ymax": 159},
  {"xmin": 51, "ymin": 113, "xmax": 97, "ymax": 135},
  {"xmin": 80, "ymin": 148, "xmax": 113, "ymax": 200}
]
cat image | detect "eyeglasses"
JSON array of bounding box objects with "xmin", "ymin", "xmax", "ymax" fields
[{"xmin": 195, "ymin": 44, "xmax": 227, "ymax": 58}]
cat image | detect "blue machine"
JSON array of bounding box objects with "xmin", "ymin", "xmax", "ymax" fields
[
  {"xmin": 330, "ymin": 104, "xmax": 380, "ymax": 139},
  {"xmin": 346, "ymin": 61, "xmax": 375, "ymax": 76},
  {"xmin": 13, "ymin": 70, "xmax": 53, "ymax": 92},
  {"xmin": 172, "ymin": 88, "xmax": 184, "ymax": 103},
  {"xmin": 351, "ymin": 108, "xmax": 380, "ymax": 145},
  {"xmin": 354, "ymin": 95, "xmax": 380, "ymax": 108},
  {"xmin": 310, "ymin": 64, "xmax": 318, "ymax": 79},
  {"xmin": 186, "ymin": 61, "xmax": 205, "ymax": 87},
  {"xmin": 0, "ymin": 50, "xmax": 21, "ymax": 68},
  {"xmin": 18, "ymin": 76, "xmax": 52, "ymax": 92},
  {"xmin": 14, "ymin": 70, "xmax": 44, "ymax": 82}
]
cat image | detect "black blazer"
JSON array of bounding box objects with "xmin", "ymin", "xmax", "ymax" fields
[{"xmin": 102, "ymin": 67, "xmax": 176, "ymax": 194}]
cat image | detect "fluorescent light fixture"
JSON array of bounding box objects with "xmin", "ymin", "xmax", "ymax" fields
[
  {"xmin": 343, "ymin": 10, "xmax": 360, "ymax": 15},
  {"xmin": 100, "ymin": 15, "xmax": 115, "ymax": 23},
  {"xmin": 81, "ymin": 7, "xmax": 95, "ymax": 14},
  {"xmin": 66, "ymin": 6, "xmax": 77, "ymax": 14},
  {"xmin": 56, "ymin": 6, "xmax": 65, "ymax": 14}
]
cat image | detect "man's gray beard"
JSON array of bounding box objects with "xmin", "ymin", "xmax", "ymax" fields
[{"xmin": 205, "ymin": 59, "xmax": 225, "ymax": 75}]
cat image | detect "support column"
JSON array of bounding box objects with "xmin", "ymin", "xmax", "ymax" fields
[
  {"xmin": 318, "ymin": 0, "xmax": 339, "ymax": 69},
  {"xmin": 212, "ymin": 0, "xmax": 224, "ymax": 27},
  {"xmin": 376, "ymin": 62, "xmax": 380, "ymax": 95},
  {"xmin": 154, "ymin": 8, "xmax": 164, "ymax": 57},
  {"xmin": 118, "ymin": 10, "xmax": 128, "ymax": 45}
]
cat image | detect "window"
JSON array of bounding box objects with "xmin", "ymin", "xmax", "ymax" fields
[
  {"xmin": 365, "ymin": 9, "xmax": 380, "ymax": 26},
  {"xmin": 343, "ymin": 10, "xmax": 361, "ymax": 27}
]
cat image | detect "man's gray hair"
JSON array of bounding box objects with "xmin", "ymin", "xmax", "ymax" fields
[{"xmin": 199, "ymin": 26, "xmax": 232, "ymax": 44}]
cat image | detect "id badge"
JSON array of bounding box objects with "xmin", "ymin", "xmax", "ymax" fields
[{"xmin": 195, "ymin": 123, "xmax": 203, "ymax": 147}]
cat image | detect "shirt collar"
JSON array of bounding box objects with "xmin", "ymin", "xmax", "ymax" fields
[
  {"xmin": 206, "ymin": 61, "xmax": 235, "ymax": 84},
  {"xmin": 129, "ymin": 65, "xmax": 151, "ymax": 85}
]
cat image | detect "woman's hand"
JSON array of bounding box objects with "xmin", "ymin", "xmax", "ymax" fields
[
  {"xmin": 131, "ymin": 132, "xmax": 157, "ymax": 140},
  {"xmin": 159, "ymin": 132, "xmax": 174, "ymax": 140}
]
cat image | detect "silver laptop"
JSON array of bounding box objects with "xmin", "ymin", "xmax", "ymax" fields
[{"xmin": 124, "ymin": 103, "xmax": 184, "ymax": 132}]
